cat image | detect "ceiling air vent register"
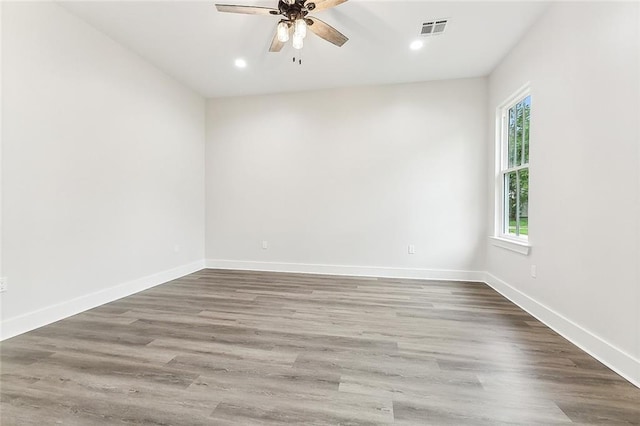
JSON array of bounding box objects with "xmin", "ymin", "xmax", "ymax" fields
[{"xmin": 421, "ymin": 19, "xmax": 448, "ymax": 36}]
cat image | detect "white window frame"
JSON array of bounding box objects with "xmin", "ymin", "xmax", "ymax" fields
[{"xmin": 491, "ymin": 84, "xmax": 531, "ymax": 255}]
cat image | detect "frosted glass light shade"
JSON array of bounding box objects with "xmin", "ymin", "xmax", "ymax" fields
[
  {"xmin": 294, "ymin": 19, "xmax": 307, "ymax": 39},
  {"xmin": 292, "ymin": 33, "xmax": 304, "ymax": 50},
  {"xmin": 277, "ymin": 22, "xmax": 289, "ymax": 43}
]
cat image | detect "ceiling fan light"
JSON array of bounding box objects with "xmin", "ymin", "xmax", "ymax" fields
[
  {"xmin": 292, "ymin": 33, "xmax": 304, "ymax": 50},
  {"xmin": 277, "ymin": 21, "xmax": 290, "ymax": 42},
  {"xmin": 294, "ymin": 19, "xmax": 307, "ymax": 39}
]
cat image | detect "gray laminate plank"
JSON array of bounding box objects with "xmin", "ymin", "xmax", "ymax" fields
[{"xmin": 1, "ymin": 268, "xmax": 639, "ymax": 424}]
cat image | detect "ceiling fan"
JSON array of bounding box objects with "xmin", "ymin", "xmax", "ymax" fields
[{"xmin": 215, "ymin": 0, "xmax": 349, "ymax": 52}]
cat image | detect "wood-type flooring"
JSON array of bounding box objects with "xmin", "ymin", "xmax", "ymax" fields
[{"xmin": 1, "ymin": 269, "xmax": 639, "ymax": 425}]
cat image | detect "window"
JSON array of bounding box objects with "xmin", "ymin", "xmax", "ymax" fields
[{"xmin": 497, "ymin": 88, "xmax": 530, "ymax": 241}]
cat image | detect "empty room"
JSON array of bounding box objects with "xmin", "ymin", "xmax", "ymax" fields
[{"xmin": 1, "ymin": 0, "xmax": 639, "ymax": 424}]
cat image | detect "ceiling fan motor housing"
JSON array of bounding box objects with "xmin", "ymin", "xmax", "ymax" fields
[{"xmin": 277, "ymin": 0, "xmax": 315, "ymax": 20}]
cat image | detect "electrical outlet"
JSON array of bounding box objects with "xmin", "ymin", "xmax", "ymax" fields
[
  {"xmin": 531, "ymin": 265, "xmax": 537, "ymax": 278},
  {"xmin": 408, "ymin": 244, "xmax": 416, "ymax": 255},
  {"xmin": 0, "ymin": 277, "xmax": 7, "ymax": 293},
  {"xmin": 262, "ymin": 240, "xmax": 268, "ymax": 250}
]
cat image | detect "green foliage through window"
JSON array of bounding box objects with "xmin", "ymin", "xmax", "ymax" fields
[{"xmin": 502, "ymin": 95, "xmax": 530, "ymax": 238}]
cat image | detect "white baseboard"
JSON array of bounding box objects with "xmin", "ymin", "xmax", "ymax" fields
[
  {"xmin": 0, "ymin": 260, "xmax": 205, "ymax": 341},
  {"xmin": 205, "ymin": 259, "xmax": 486, "ymax": 282},
  {"xmin": 485, "ymin": 272, "xmax": 640, "ymax": 388},
  {"xmin": 2, "ymin": 258, "xmax": 637, "ymax": 389}
]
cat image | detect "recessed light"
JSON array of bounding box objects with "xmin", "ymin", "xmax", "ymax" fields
[
  {"xmin": 410, "ymin": 40, "xmax": 424, "ymax": 51},
  {"xmin": 234, "ymin": 58, "xmax": 247, "ymax": 68}
]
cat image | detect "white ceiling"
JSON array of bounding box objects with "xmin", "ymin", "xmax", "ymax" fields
[{"xmin": 60, "ymin": 1, "xmax": 549, "ymax": 98}]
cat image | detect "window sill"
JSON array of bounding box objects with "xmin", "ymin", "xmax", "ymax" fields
[{"xmin": 489, "ymin": 236, "xmax": 531, "ymax": 255}]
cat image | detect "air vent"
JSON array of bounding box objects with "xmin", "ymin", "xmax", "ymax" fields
[{"xmin": 420, "ymin": 19, "xmax": 448, "ymax": 36}]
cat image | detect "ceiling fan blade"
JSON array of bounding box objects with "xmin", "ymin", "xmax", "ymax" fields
[
  {"xmin": 215, "ymin": 4, "xmax": 279, "ymax": 15},
  {"xmin": 307, "ymin": 17, "xmax": 348, "ymax": 47},
  {"xmin": 307, "ymin": 0, "xmax": 348, "ymax": 13},
  {"xmin": 269, "ymin": 31, "xmax": 285, "ymax": 52}
]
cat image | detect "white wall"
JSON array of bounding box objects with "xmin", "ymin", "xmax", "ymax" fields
[
  {"xmin": 1, "ymin": 2, "xmax": 205, "ymax": 339},
  {"xmin": 486, "ymin": 2, "xmax": 640, "ymax": 385},
  {"xmin": 0, "ymin": 1, "xmax": 4, "ymax": 283},
  {"xmin": 206, "ymin": 78, "xmax": 487, "ymax": 279}
]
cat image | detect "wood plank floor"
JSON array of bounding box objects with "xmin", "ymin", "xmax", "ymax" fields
[{"xmin": 1, "ymin": 269, "xmax": 639, "ymax": 425}]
